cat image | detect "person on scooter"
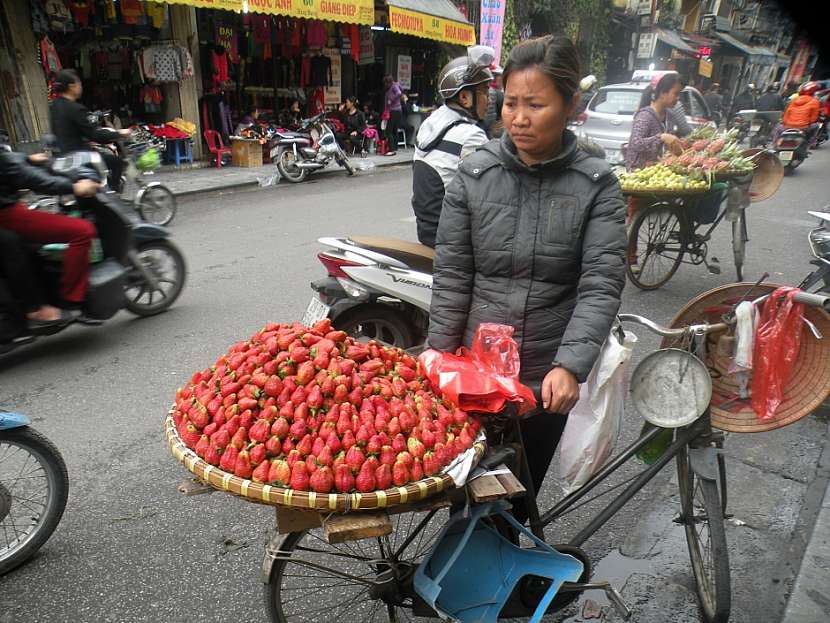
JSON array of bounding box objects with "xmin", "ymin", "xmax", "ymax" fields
[
  {"xmin": 0, "ymin": 147, "xmax": 99, "ymax": 321},
  {"xmin": 428, "ymin": 34, "xmax": 626, "ymax": 521},
  {"xmin": 411, "ymin": 46, "xmax": 493, "ymax": 248},
  {"xmin": 773, "ymin": 82, "xmax": 822, "ymax": 147},
  {"xmin": 49, "ymin": 69, "xmax": 130, "ymax": 190},
  {"xmin": 757, "ymin": 83, "xmax": 785, "ymax": 111}
]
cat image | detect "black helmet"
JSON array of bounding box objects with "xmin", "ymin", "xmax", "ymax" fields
[{"xmin": 437, "ymin": 45, "xmax": 495, "ymax": 100}]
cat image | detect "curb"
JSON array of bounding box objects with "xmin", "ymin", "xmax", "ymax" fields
[{"xmin": 168, "ymin": 156, "xmax": 412, "ymax": 198}]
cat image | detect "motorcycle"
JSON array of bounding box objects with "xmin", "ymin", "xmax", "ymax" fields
[
  {"xmin": 739, "ymin": 110, "xmax": 781, "ymax": 148},
  {"xmin": 774, "ymin": 126, "xmax": 810, "ymax": 173},
  {"xmin": 0, "ymin": 410, "xmax": 69, "ymax": 575},
  {"xmin": 729, "ymin": 111, "xmax": 751, "ymax": 144},
  {"xmin": 306, "ymin": 236, "xmax": 433, "ymax": 348},
  {"xmin": 270, "ymin": 112, "xmax": 356, "ymax": 183},
  {"xmin": 800, "ymin": 208, "xmax": 830, "ymax": 293},
  {"xmin": 1, "ymin": 151, "xmax": 186, "ymax": 353},
  {"xmin": 817, "ymin": 112, "xmax": 828, "ymax": 148}
]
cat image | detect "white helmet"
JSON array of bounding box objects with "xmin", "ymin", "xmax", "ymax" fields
[{"xmin": 579, "ymin": 74, "xmax": 597, "ymax": 91}]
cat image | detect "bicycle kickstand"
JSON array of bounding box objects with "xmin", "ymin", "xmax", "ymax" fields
[{"xmin": 559, "ymin": 580, "xmax": 632, "ymax": 619}]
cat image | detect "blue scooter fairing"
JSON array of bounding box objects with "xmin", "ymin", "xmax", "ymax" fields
[{"xmin": 0, "ymin": 411, "xmax": 31, "ymax": 430}]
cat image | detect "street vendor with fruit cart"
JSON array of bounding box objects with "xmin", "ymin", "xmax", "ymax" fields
[
  {"xmin": 428, "ymin": 35, "xmax": 627, "ymax": 522},
  {"xmin": 625, "ymin": 72, "xmax": 685, "ymax": 171}
]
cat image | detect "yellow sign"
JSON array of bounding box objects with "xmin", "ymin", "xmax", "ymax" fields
[
  {"xmin": 246, "ymin": 0, "xmax": 374, "ymax": 25},
  {"xmin": 698, "ymin": 58, "xmax": 713, "ymax": 78},
  {"xmin": 165, "ymin": 0, "xmax": 243, "ymax": 10},
  {"xmin": 388, "ymin": 5, "xmax": 475, "ymax": 46}
]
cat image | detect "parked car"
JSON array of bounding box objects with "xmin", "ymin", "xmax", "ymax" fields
[{"xmin": 573, "ymin": 79, "xmax": 715, "ymax": 165}]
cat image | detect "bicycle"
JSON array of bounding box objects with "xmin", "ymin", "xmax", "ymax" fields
[
  {"xmin": 119, "ymin": 141, "xmax": 177, "ymax": 227},
  {"xmin": 260, "ymin": 287, "xmax": 830, "ymax": 623},
  {"xmin": 626, "ymin": 176, "xmax": 751, "ymax": 290}
]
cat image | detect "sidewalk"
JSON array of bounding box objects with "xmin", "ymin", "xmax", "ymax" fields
[{"xmin": 152, "ymin": 150, "xmax": 413, "ymax": 197}]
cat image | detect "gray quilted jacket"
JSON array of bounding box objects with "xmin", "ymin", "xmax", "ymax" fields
[{"xmin": 427, "ymin": 131, "xmax": 627, "ymax": 387}]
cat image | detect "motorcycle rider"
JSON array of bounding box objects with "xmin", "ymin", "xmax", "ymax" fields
[
  {"xmin": 412, "ymin": 46, "xmax": 494, "ymax": 248},
  {"xmin": 773, "ymin": 82, "xmax": 822, "ymax": 147},
  {"xmin": 757, "ymin": 83, "xmax": 785, "ymax": 111},
  {"xmin": 0, "ymin": 146, "xmax": 99, "ymax": 321},
  {"xmin": 49, "ymin": 69, "xmax": 130, "ymax": 190},
  {"xmin": 482, "ymin": 63, "xmax": 505, "ymax": 139}
]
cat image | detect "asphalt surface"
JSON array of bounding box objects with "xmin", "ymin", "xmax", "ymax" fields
[{"xmin": 1, "ymin": 147, "xmax": 829, "ymax": 623}]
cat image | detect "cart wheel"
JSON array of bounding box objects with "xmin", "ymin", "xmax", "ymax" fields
[
  {"xmin": 627, "ymin": 203, "xmax": 687, "ymax": 290},
  {"xmin": 731, "ymin": 211, "xmax": 747, "ymax": 281}
]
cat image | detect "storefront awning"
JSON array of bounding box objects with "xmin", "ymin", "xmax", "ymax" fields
[
  {"xmin": 246, "ymin": 0, "xmax": 374, "ymax": 24},
  {"xmin": 714, "ymin": 31, "xmax": 774, "ymax": 61},
  {"xmin": 655, "ymin": 28, "xmax": 696, "ymax": 55},
  {"xmin": 164, "ymin": 0, "xmax": 243, "ymax": 10},
  {"xmin": 386, "ymin": 0, "xmax": 475, "ymax": 47}
]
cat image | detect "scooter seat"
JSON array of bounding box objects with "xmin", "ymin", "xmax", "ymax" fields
[{"xmin": 349, "ymin": 236, "xmax": 434, "ymax": 274}]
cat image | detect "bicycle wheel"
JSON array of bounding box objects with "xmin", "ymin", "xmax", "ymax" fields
[
  {"xmin": 263, "ymin": 507, "xmax": 533, "ymax": 623},
  {"xmin": 731, "ymin": 211, "xmax": 747, "ymax": 281},
  {"xmin": 676, "ymin": 447, "xmax": 731, "ymax": 623},
  {"xmin": 137, "ymin": 185, "xmax": 177, "ymax": 226},
  {"xmin": 627, "ymin": 203, "xmax": 687, "ymax": 290},
  {"xmin": 0, "ymin": 426, "xmax": 69, "ymax": 575}
]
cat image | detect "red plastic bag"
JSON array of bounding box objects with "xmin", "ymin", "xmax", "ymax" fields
[
  {"xmin": 419, "ymin": 324, "xmax": 537, "ymax": 415},
  {"xmin": 750, "ymin": 288, "xmax": 804, "ymax": 420}
]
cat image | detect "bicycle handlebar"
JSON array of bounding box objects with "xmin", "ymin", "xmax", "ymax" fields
[{"xmin": 620, "ymin": 290, "xmax": 830, "ymax": 338}]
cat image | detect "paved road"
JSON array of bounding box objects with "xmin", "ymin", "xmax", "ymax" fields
[{"xmin": 1, "ymin": 148, "xmax": 829, "ymax": 623}]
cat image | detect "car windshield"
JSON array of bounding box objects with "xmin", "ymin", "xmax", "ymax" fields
[{"xmin": 590, "ymin": 89, "xmax": 642, "ymax": 115}]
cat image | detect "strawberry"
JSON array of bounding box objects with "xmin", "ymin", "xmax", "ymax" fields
[
  {"xmin": 204, "ymin": 444, "xmax": 222, "ymax": 466},
  {"xmin": 423, "ymin": 451, "xmax": 441, "ymax": 476},
  {"xmin": 290, "ymin": 385, "xmax": 307, "ymax": 405},
  {"xmin": 265, "ymin": 435, "xmax": 282, "ymax": 456},
  {"xmin": 234, "ymin": 449, "xmax": 253, "ymax": 479},
  {"xmin": 397, "ymin": 452, "xmax": 414, "ymax": 468},
  {"xmin": 419, "ymin": 428, "xmax": 436, "ymax": 449},
  {"xmin": 356, "ymin": 425, "xmax": 372, "ymax": 446},
  {"xmin": 239, "ymin": 409, "xmax": 256, "ymax": 430},
  {"xmin": 220, "ymin": 445, "xmax": 238, "ymax": 472},
  {"xmin": 355, "ymin": 461, "xmax": 377, "ymax": 493},
  {"xmin": 411, "ymin": 458, "xmax": 424, "ymax": 482},
  {"xmin": 392, "ymin": 460, "xmax": 410, "ymax": 487},
  {"xmin": 252, "ymin": 458, "xmax": 271, "ymax": 483},
  {"xmin": 341, "ymin": 429, "xmax": 356, "ymax": 450},
  {"xmin": 310, "ymin": 465, "xmax": 334, "ymax": 493},
  {"xmin": 345, "ymin": 446, "xmax": 365, "ymax": 473},
  {"xmin": 181, "ymin": 423, "xmax": 201, "ymax": 448},
  {"xmin": 392, "ymin": 433, "xmax": 407, "ymax": 453},
  {"xmin": 398, "ymin": 409, "xmax": 416, "ymax": 433},
  {"xmin": 366, "ymin": 434, "xmax": 383, "ymax": 455},
  {"xmin": 291, "ymin": 346, "xmax": 310, "ymax": 365},
  {"xmin": 312, "ymin": 318, "xmax": 332, "ymax": 334},
  {"xmin": 295, "ymin": 360, "xmax": 315, "ymax": 384},
  {"xmin": 290, "ymin": 419, "xmax": 308, "ymax": 440},
  {"xmin": 335, "ymin": 464, "xmax": 354, "ymax": 496},
  {"xmin": 238, "ymin": 397, "xmax": 258, "ymax": 412},
  {"xmin": 296, "ymin": 434, "xmax": 313, "ymax": 456},
  {"xmin": 279, "ymin": 401, "xmax": 294, "ymax": 420},
  {"xmin": 203, "ymin": 422, "xmax": 219, "ymax": 438},
  {"xmin": 305, "ymin": 455, "xmax": 318, "ymax": 474},
  {"xmin": 326, "ymin": 433, "xmax": 343, "ymax": 454},
  {"xmin": 188, "ymin": 407, "xmax": 209, "ymax": 430},
  {"xmin": 231, "ymin": 427, "xmax": 248, "ymax": 450},
  {"xmin": 316, "ymin": 445, "xmax": 334, "ymax": 467},
  {"xmin": 453, "ymin": 408, "xmax": 468, "ymax": 426},
  {"xmin": 194, "ymin": 434, "xmax": 210, "ymax": 458},
  {"xmin": 252, "ymin": 372, "xmax": 269, "ymax": 388},
  {"xmin": 395, "ymin": 364, "xmax": 417, "ymax": 382},
  {"xmin": 285, "ymin": 449, "xmax": 302, "ymax": 468},
  {"xmin": 264, "ymin": 376, "xmax": 284, "ymax": 397},
  {"xmin": 211, "ymin": 428, "xmax": 231, "ymax": 449},
  {"xmin": 375, "ymin": 464, "xmax": 393, "ymax": 490},
  {"xmin": 289, "ymin": 462, "xmax": 310, "ymax": 491},
  {"xmin": 263, "ymin": 359, "xmax": 279, "ymax": 376},
  {"xmin": 249, "ymin": 418, "xmax": 271, "ymax": 443},
  {"xmin": 282, "ymin": 436, "xmax": 296, "ymax": 455},
  {"xmin": 380, "ymin": 446, "xmax": 397, "ymax": 466},
  {"xmin": 325, "ymin": 329, "xmax": 347, "ymax": 342},
  {"xmin": 348, "ymin": 387, "xmax": 363, "ymax": 406},
  {"xmin": 271, "ymin": 416, "xmax": 290, "ymax": 439},
  {"xmin": 392, "ymin": 377, "xmax": 407, "ymax": 398},
  {"xmin": 269, "ymin": 459, "xmax": 291, "ymax": 486},
  {"xmin": 306, "ymin": 385, "xmax": 323, "ymax": 410},
  {"xmin": 249, "ymin": 443, "xmax": 267, "ymax": 466}
]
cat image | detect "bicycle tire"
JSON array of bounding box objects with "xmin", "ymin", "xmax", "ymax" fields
[
  {"xmin": 0, "ymin": 426, "xmax": 69, "ymax": 575},
  {"xmin": 627, "ymin": 203, "xmax": 687, "ymax": 290},
  {"xmin": 676, "ymin": 447, "xmax": 731, "ymax": 623},
  {"xmin": 731, "ymin": 211, "xmax": 747, "ymax": 282},
  {"xmin": 137, "ymin": 185, "xmax": 177, "ymax": 226}
]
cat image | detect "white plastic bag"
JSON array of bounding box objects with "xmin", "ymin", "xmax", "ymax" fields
[{"xmin": 558, "ymin": 327, "xmax": 637, "ymax": 494}]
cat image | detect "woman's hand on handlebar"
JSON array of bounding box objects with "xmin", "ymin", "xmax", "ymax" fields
[
  {"xmin": 72, "ymin": 179, "xmax": 100, "ymax": 198},
  {"xmin": 541, "ymin": 366, "xmax": 579, "ymax": 414}
]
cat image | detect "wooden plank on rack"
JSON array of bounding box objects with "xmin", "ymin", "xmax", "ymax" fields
[
  {"xmin": 323, "ymin": 511, "xmax": 392, "ymax": 544},
  {"xmin": 495, "ymin": 466, "xmax": 526, "ymax": 498},
  {"xmin": 276, "ymin": 506, "xmax": 323, "ymax": 534},
  {"xmin": 468, "ymin": 474, "xmax": 508, "ymax": 503}
]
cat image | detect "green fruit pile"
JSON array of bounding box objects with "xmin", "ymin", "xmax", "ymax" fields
[{"xmin": 618, "ymin": 164, "xmax": 709, "ymax": 193}]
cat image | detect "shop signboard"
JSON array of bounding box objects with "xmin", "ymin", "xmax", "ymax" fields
[
  {"xmin": 637, "ymin": 32, "xmax": 656, "ymax": 59},
  {"xmin": 388, "ymin": 5, "xmax": 475, "ymax": 46},
  {"xmin": 397, "ymin": 55, "xmax": 412, "ymax": 89},
  {"xmin": 244, "ymin": 0, "xmax": 374, "ymax": 25},
  {"xmin": 698, "ymin": 58, "xmax": 713, "ymax": 78},
  {"xmin": 359, "ymin": 26, "xmax": 375, "ymax": 65},
  {"xmin": 636, "ymin": 0, "xmax": 653, "ymax": 16},
  {"xmin": 480, "ymin": 0, "xmax": 506, "ymax": 64},
  {"xmin": 167, "ymin": 0, "xmax": 243, "ymax": 9},
  {"xmin": 324, "ymin": 47, "xmax": 342, "ymax": 105}
]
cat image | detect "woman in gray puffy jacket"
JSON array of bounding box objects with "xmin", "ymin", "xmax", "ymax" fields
[{"xmin": 427, "ymin": 35, "xmax": 627, "ymax": 512}]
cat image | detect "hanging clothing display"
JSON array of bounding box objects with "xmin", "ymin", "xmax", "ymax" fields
[
  {"xmin": 212, "ymin": 49, "xmax": 230, "ymax": 84},
  {"xmin": 145, "ymin": 3, "xmax": 167, "ymax": 29},
  {"xmin": 44, "ymin": 0, "xmax": 73, "ymax": 32},
  {"xmin": 309, "ymin": 54, "xmax": 332, "ymax": 87},
  {"xmin": 120, "ymin": 0, "xmax": 145, "ymax": 26},
  {"xmin": 68, "ymin": 1, "xmax": 93, "ymax": 27},
  {"xmin": 307, "ymin": 21, "xmax": 327, "ymax": 48},
  {"xmin": 39, "ymin": 36, "xmax": 62, "ymax": 75}
]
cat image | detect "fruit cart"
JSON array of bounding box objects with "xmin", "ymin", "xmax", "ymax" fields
[{"xmin": 620, "ymin": 147, "xmax": 783, "ymax": 290}]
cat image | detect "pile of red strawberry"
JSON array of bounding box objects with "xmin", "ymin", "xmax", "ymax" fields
[{"xmin": 171, "ymin": 319, "xmax": 480, "ymax": 494}]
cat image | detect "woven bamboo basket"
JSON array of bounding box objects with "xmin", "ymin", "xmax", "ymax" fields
[
  {"xmin": 660, "ymin": 283, "xmax": 830, "ymax": 433},
  {"xmin": 166, "ymin": 411, "xmax": 485, "ymax": 512}
]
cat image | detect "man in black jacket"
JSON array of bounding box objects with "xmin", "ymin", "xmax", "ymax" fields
[
  {"xmin": 0, "ymin": 147, "xmax": 99, "ymax": 326},
  {"xmin": 757, "ymin": 83, "xmax": 785, "ymax": 111},
  {"xmin": 49, "ymin": 69, "xmax": 129, "ymax": 190}
]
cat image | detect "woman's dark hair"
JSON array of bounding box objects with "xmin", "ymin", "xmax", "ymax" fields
[
  {"xmin": 502, "ymin": 35, "xmax": 581, "ymax": 102},
  {"xmin": 383, "ymin": 74, "xmax": 394, "ymax": 90},
  {"xmin": 638, "ymin": 73, "xmax": 682, "ymax": 110},
  {"xmin": 53, "ymin": 69, "xmax": 80, "ymax": 93}
]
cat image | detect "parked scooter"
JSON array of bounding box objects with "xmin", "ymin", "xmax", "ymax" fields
[
  {"xmin": 773, "ymin": 126, "xmax": 810, "ymax": 173},
  {"xmin": 306, "ymin": 236, "xmax": 433, "ymax": 348},
  {"xmin": 0, "ymin": 410, "xmax": 68, "ymax": 575},
  {"xmin": 270, "ymin": 112, "xmax": 356, "ymax": 183},
  {"xmin": 800, "ymin": 208, "xmax": 830, "ymax": 293},
  {"xmin": 1, "ymin": 151, "xmax": 186, "ymax": 353}
]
